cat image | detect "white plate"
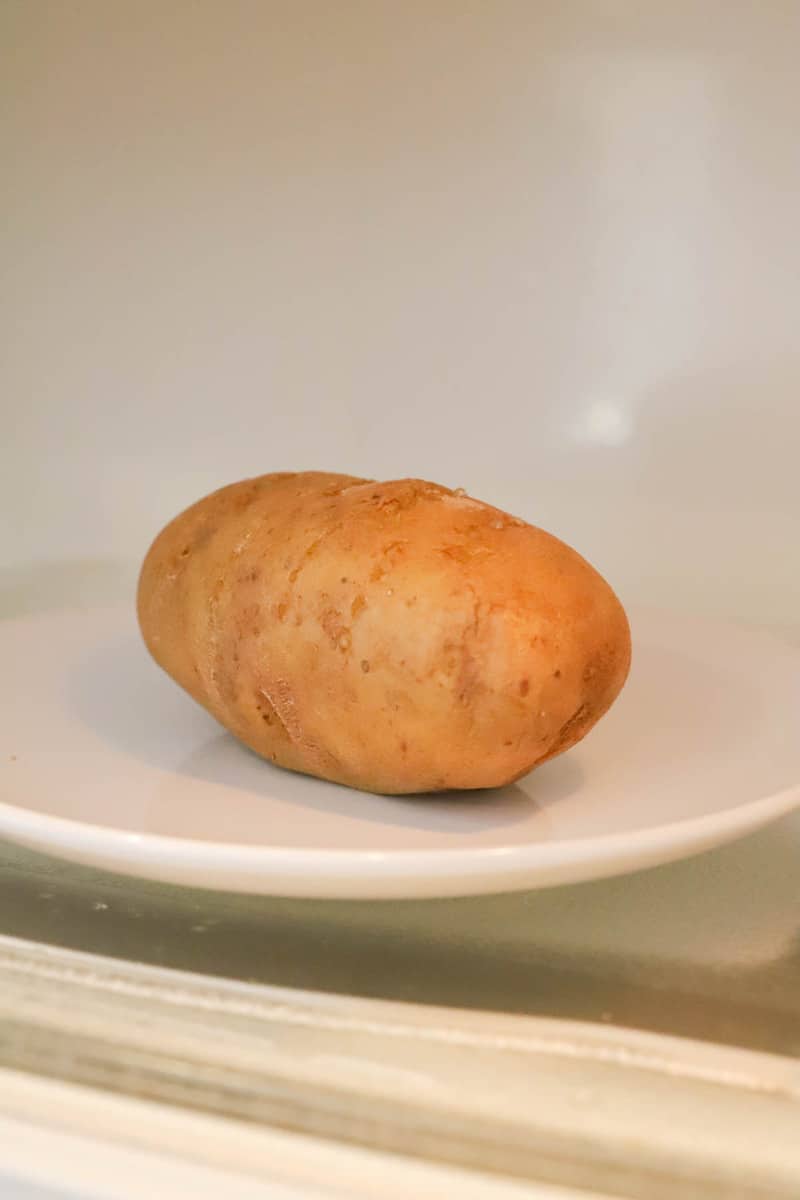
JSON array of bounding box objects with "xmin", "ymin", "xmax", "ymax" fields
[{"xmin": 1, "ymin": 606, "xmax": 798, "ymax": 898}]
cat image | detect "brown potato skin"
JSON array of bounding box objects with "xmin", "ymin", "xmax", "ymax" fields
[{"xmin": 137, "ymin": 473, "xmax": 631, "ymax": 794}]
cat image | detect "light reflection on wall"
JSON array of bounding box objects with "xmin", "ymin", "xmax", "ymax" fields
[{"xmin": 570, "ymin": 398, "xmax": 632, "ymax": 448}]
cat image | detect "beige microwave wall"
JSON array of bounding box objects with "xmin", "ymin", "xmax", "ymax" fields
[{"xmin": 2, "ymin": 1, "xmax": 799, "ymax": 628}]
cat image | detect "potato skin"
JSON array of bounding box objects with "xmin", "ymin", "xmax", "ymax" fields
[{"xmin": 137, "ymin": 473, "xmax": 631, "ymax": 794}]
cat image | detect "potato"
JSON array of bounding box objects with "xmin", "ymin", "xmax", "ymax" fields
[{"xmin": 137, "ymin": 472, "xmax": 630, "ymax": 794}]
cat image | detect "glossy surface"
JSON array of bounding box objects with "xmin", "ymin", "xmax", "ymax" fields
[
  {"xmin": 2, "ymin": 604, "xmax": 798, "ymax": 897},
  {"xmin": 4, "ymin": 815, "xmax": 800, "ymax": 1057}
]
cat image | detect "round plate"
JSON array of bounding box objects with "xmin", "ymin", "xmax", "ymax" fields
[{"xmin": 1, "ymin": 606, "xmax": 798, "ymax": 898}]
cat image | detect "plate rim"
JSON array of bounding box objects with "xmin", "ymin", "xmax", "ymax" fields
[{"xmin": 0, "ymin": 782, "xmax": 797, "ymax": 876}]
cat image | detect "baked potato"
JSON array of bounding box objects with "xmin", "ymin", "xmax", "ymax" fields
[{"xmin": 138, "ymin": 472, "xmax": 630, "ymax": 794}]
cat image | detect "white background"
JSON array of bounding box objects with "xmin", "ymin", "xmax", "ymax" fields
[{"xmin": 3, "ymin": 1, "xmax": 799, "ymax": 626}]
